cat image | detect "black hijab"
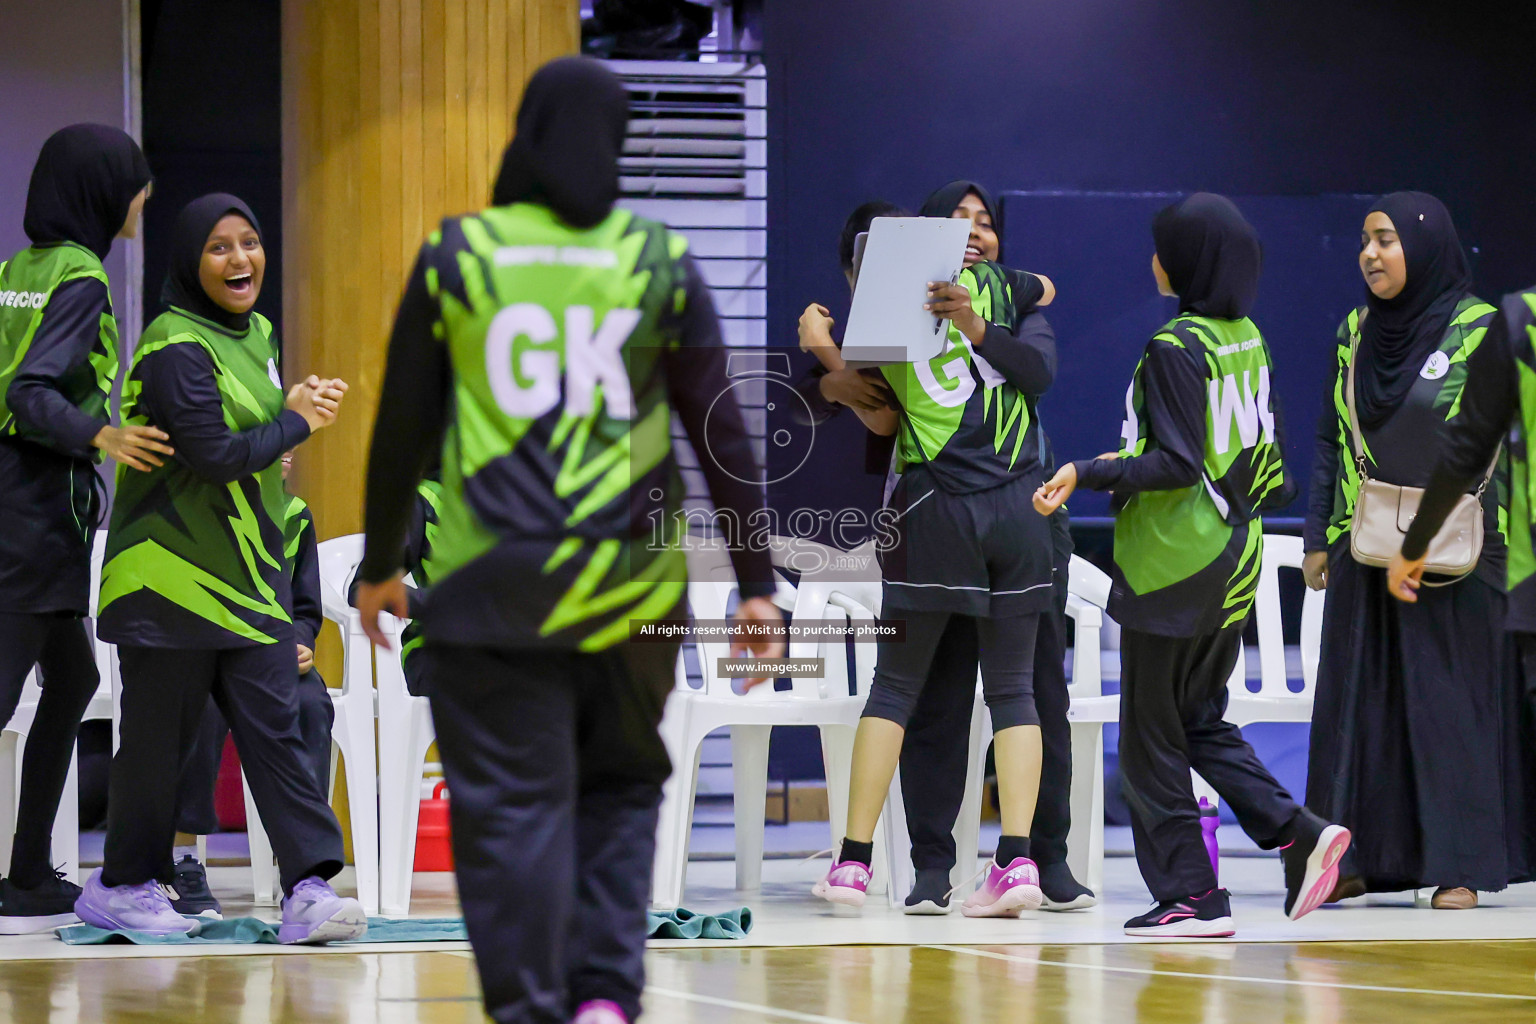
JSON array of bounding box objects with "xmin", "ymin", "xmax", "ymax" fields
[
  {"xmin": 919, "ymin": 180, "xmax": 1001, "ymax": 259},
  {"xmin": 23, "ymin": 124, "xmax": 152, "ymax": 261},
  {"xmin": 1151, "ymin": 193, "xmax": 1262, "ymax": 321},
  {"xmin": 1354, "ymin": 191, "xmax": 1473, "ymax": 427},
  {"xmin": 491, "ymin": 57, "xmax": 629, "ymax": 229},
  {"xmin": 160, "ymin": 193, "xmax": 263, "ymax": 334}
]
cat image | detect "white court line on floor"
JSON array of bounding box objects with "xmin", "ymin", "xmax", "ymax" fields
[
  {"xmin": 925, "ymin": 944, "xmax": 1536, "ymax": 1002},
  {"xmin": 646, "ymin": 986, "xmax": 862, "ymax": 1024}
]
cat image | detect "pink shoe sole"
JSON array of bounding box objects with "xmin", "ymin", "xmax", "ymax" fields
[
  {"xmin": 811, "ymin": 882, "xmax": 867, "ymax": 909},
  {"xmin": 1289, "ymin": 825, "xmax": 1352, "ymax": 921},
  {"xmin": 960, "ymin": 882, "xmax": 1043, "ymax": 918}
]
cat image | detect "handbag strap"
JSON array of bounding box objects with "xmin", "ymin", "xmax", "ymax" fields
[{"xmin": 1344, "ymin": 308, "xmax": 1501, "ymax": 493}]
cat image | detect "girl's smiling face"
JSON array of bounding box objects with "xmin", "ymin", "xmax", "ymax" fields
[
  {"xmin": 199, "ymin": 214, "xmax": 264, "ymax": 315},
  {"xmin": 953, "ymin": 191, "xmax": 999, "ymax": 266}
]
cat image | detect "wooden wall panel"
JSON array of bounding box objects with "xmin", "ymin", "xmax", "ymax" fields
[
  {"xmin": 281, "ymin": 0, "xmax": 578, "ymax": 852},
  {"xmin": 281, "ymin": 0, "xmax": 580, "ymax": 538}
]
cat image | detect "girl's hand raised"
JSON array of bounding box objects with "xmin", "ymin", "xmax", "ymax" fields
[{"xmin": 286, "ymin": 374, "xmax": 346, "ymax": 432}]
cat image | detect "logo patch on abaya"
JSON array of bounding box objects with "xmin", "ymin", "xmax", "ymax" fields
[{"xmin": 1421, "ymin": 351, "xmax": 1449, "ymax": 381}]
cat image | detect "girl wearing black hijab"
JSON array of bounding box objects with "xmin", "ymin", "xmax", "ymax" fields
[
  {"xmin": 813, "ymin": 179, "xmax": 1065, "ymax": 920},
  {"xmin": 899, "ymin": 181, "xmax": 1094, "ymax": 914},
  {"xmin": 1303, "ymin": 192, "xmax": 1522, "ymax": 908},
  {"xmin": 0, "ymin": 124, "xmax": 162, "ymax": 932},
  {"xmin": 1037, "ymin": 193, "xmax": 1347, "ymax": 936},
  {"xmin": 78, "ymin": 194, "xmax": 364, "ymax": 942},
  {"xmin": 802, "ymin": 181, "xmax": 1091, "ymax": 913},
  {"xmin": 354, "ymin": 57, "xmax": 779, "ymax": 1024}
]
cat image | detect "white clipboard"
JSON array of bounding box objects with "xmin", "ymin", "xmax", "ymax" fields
[{"xmin": 840, "ymin": 217, "xmax": 972, "ymax": 367}]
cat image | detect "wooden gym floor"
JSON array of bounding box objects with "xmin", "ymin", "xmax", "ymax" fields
[{"xmin": 0, "ymin": 940, "xmax": 1533, "ymax": 1022}]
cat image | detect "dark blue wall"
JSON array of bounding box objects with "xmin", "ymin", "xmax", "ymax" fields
[{"xmin": 763, "ymin": 0, "xmax": 1536, "ymax": 523}]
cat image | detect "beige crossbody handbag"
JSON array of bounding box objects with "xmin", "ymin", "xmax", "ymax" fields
[{"xmin": 1344, "ymin": 310, "xmax": 1496, "ymax": 578}]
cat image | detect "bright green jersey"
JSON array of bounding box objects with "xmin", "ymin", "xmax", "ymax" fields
[
  {"xmin": 0, "ymin": 242, "xmax": 117, "ymax": 447},
  {"xmin": 98, "ymin": 309, "xmax": 296, "ymax": 647},
  {"xmin": 421, "ymin": 203, "xmax": 693, "ymax": 651},
  {"xmin": 1505, "ymin": 291, "xmax": 1536, "ymax": 596},
  {"xmin": 282, "ymin": 493, "xmax": 311, "ymax": 562},
  {"xmin": 881, "ymin": 262, "xmax": 1045, "ymax": 493},
  {"xmin": 1110, "ymin": 315, "xmax": 1290, "ymax": 636}
]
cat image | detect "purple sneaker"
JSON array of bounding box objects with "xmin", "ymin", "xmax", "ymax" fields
[
  {"xmin": 572, "ymin": 999, "xmax": 628, "ymax": 1024},
  {"xmin": 278, "ymin": 877, "xmax": 367, "ymax": 945},
  {"xmin": 811, "ymin": 859, "xmax": 871, "ymax": 909},
  {"xmin": 73, "ymin": 869, "xmax": 200, "ymax": 936},
  {"xmin": 960, "ymin": 857, "xmax": 1043, "ymax": 918}
]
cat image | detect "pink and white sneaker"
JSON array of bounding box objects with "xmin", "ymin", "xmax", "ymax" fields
[
  {"xmin": 960, "ymin": 857, "xmax": 1043, "ymax": 918},
  {"xmin": 811, "ymin": 859, "xmax": 871, "ymax": 909},
  {"xmin": 1282, "ymin": 812, "xmax": 1352, "ymax": 922}
]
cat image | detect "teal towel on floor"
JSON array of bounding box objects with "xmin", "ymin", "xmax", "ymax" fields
[
  {"xmin": 57, "ymin": 916, "xmax": 469, "ymax": 945},
  {"xmin": 646, "ymin": 907, "xmax": 752, "ymax": 940}
]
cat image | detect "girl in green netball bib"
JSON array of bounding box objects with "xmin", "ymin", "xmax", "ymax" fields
[
  {"xmin": 1036, "ymin": 193, "xmax": 1348, "ymax": 937},
  {"xmin": 80, "ymin": 195, "xmax": 362, "ymax": 943}
]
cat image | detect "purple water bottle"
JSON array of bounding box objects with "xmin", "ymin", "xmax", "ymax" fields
[{"xmin": 1199, "ymin": 797, "xmax": 1220, "ymax": 884}]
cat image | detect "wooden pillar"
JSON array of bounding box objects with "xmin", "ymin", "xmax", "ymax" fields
[
  {"xmin": 281, "ymin": 0, "xmax": 580, "ymax": 537},
  {"xmin": 280, "ymin": 0, "xmax": 578, "ymax": 854}
]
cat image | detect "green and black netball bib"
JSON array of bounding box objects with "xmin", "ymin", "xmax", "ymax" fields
[
  {"xmin": 282, "ymin": 493, "xmax": 311, "ymax": 563},
  {"xmin": 880, "ymin": 262, "xmax": 1043, "ymax": 493},
  {"xmin": 421, "ymin": 202, "xmax": 694, "ymax": 652},
  {"xmin": 1111, "ymin": 315, "xmax": 1290, "ymax": 636},
  {"xmin": 0, "ymin": 242, "xmax": 117, "ymax": 446},
  {"xmin": 99, "ymin": 310, "xmax": 294, "ymax": 647},
  {"xmin": 1504, "ymin": 290, "xmax": 1536, "ymax": 595},
  {"xmin": 399, "ymin": 479, "xmax": 443, "ymax": 671}
]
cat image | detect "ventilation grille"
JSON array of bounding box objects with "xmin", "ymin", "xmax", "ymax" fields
[{"xmin": 609, "ymin": 59, "xmax": 768, "ymax": 511}]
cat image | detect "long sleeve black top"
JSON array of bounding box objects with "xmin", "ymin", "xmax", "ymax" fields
[
  {"xmin": 289, "ymin": 505, "xmax": 324, "ymax": 652},
  {"xmin": 1400, "ymin": 309, "xmax": 1536, "ymax": 629},
  {"xmin": 1075, "ymin": 339, "xmax": 1206, "ymax": 495},
  {"xmin": 359, "ymin": 249, "xmax": 775, "ymax": 600},
  {"xmin": 6, "ymin": 277, "xmax": 111, "ymax": 457},
  {"xmin": 1303, "ymin": 382, "xmax": 1342, "ymax": 554},
  {"xmin": 137, "ymin": 345, "xmax": 310, "ymax": 484}
]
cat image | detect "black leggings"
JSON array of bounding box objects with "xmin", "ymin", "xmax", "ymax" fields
[
  {"xmin": 864, "ymin": 610, "xmax": 1040, "ymax": 731},
  {"xmin": 0, "ymin": 611, "xmax": 99, "ymax": 885}
]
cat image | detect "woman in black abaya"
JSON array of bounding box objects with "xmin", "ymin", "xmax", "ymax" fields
[{"xmin": 1303, "ymin": 192, "xmax": 1522, "ymax": 908}]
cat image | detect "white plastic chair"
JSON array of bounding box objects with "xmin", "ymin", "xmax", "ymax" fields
[
  {"xmin": 1224, "ymin": 533, "xmax": 1322, "ymax": 726},
  {"xmin": 373, "ymin": 592, "xmax": 434, "ymax": 916},
  {"xmin": 650, "ymin": 539, "xmax": 883, "ymax": 909},
  {"xmin": 880, "ymin": 554, "xmax": 1116, "ymax": 904},
  {"xmin": 0, "ymin": 670, "xmax": 84, "ymax": 885},
  {"xmin": 244, "ymin": 534, "xmax": 381, "ymax": 914}
]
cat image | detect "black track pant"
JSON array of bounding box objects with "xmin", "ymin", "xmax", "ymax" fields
[
  {"xmin": 899, "ymin": 604, "xmax": 1074, "ymax": 871},
  {"xmin": 0, "ymin": 612, "xmax": 99, "ymax": 884},
  {"xmin": 173, "ymin": 669, "xmax": 336, "ymax": 836},
  {"xmin": 424, "ymin": 637, "xmax": 679, "ymax": 1024},
  {"xmin": 1119, "ymin": 624, "xmax": 1300, "ymax": 901},
  {"xmin": 102, "ymin": 644, "xmax": 344, "ymax": 893}
]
